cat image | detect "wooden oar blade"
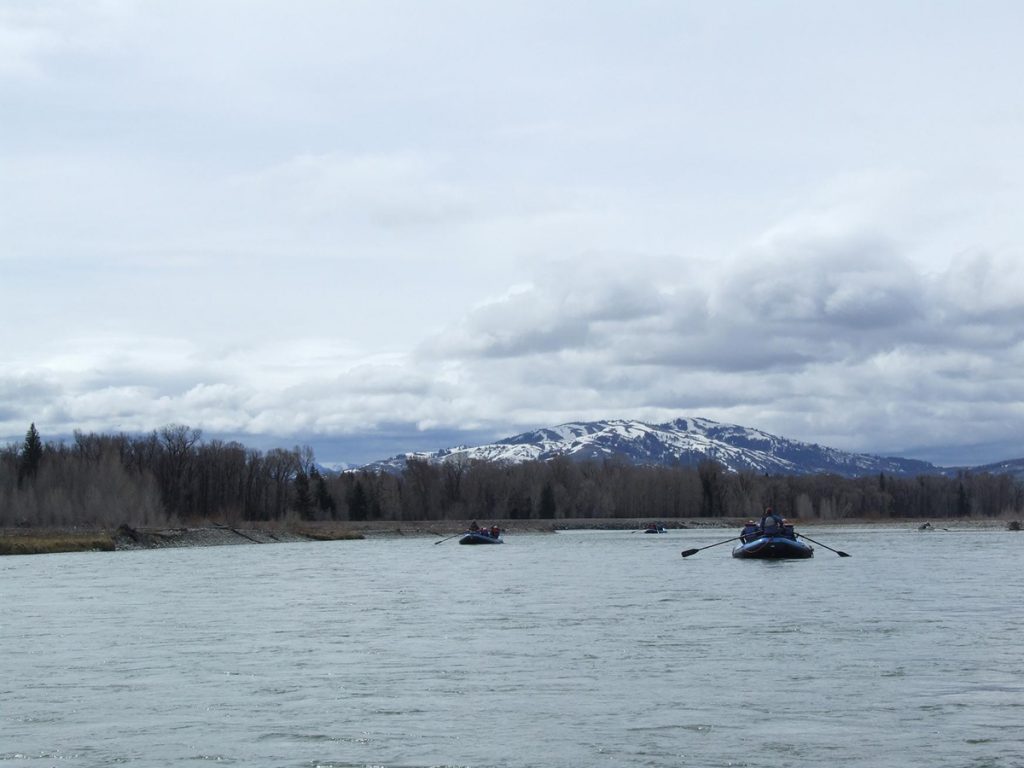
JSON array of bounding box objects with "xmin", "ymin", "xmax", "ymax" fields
[{"xmin": 680, "ymin": 548, "xmax": 699, "ymax": 558}]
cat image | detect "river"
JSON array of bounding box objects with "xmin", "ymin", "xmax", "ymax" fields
[{"xmin": 2, "ymin": 526, "xmax": 1022, "ymax": 767}]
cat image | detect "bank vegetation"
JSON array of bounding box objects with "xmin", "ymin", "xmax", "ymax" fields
[{"xmin": 3, "ymin": 424, "xmax": 1023, "ymax": 531}]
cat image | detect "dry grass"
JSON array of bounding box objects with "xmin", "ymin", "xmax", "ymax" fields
[{"xmin": 0, "ymin": 532, "xmax": 116, "ymax": 556}]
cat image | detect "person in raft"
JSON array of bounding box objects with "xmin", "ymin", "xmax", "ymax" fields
[
  {"xmin": 760, "ymin": 507, "xmax": 785, "ymax": 533},
  {"xmin": 469, "ymin": 520, "xmax": 480, "ymax": 532},
  {"xmin": 740, "ymin": 520, "xmax": 760, "ymax": 542},
  {"xmin": 490, "ymin": 525, "xmax": 501, "ymax": 538}
]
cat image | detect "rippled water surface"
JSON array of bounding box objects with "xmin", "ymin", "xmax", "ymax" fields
[{"xmin": 3, "ymin": 527, "xmax": 1023, "ymax": 767}]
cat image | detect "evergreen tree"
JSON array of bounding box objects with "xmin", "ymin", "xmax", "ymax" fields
[
  {"xmin": 348, "ymin": 480, "xmax": 368, "ymax": 521},
  {"xmin": 18, "ymin": 422, "xmax": 44, "ymax": 486},
  {"xmin": 539, "ymin": 482, "xmax": 557, "ymax": 518},
  {"xmin": 957, "ymin": 481, "xmax": 971, "ymax": 517},
  {"xmin": 312, "ymin": 467, "xmax": 336, "ymax": 516},
  {"xmin": 293, "ymin": 469, "xmax": 313, "ymax": 519}
]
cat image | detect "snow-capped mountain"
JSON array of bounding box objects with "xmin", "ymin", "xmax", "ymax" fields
[{"xmin": 359, "ymin": 417, "xmax": 942, "ymax": 477}]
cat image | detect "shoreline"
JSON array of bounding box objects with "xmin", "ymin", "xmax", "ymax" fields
[
  {"xmin": 2, "ymin": 516, "xmax": 1020, "ymax": 555},
  {"xmin": 316, "ymin": 516, "xmax": 1020, "ymax": 537}
]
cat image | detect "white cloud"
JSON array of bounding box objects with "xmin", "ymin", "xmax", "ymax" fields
[{"xmin": 3, "ymin": 2, "xmax": 1024, "ymax": 465}]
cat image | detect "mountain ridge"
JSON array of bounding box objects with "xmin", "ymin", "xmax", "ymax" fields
[{"xmin": 358, "ymin": 417, "xmax": 963, "ymax": 477}]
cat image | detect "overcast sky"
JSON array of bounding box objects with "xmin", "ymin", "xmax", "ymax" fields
[{"xmin": 3, "ymin": 1, "xmax": 1023, "ymax": 467}]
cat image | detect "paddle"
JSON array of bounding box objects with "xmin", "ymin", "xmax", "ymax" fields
[
  {"xmin": 680, "ymin": 536, "xmax": 742, "ymax": 558},
  {"xmin": 796, "ymin": 533, "xmax": 850, "ymax": 557},
  {"xmin": 433, "ymin": 532, "xmax": 466, "ymax": 545}
]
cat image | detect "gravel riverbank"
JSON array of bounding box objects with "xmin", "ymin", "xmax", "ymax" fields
[{"xmin": 111, "ymin": 523, "xmax": 322, "ymax": 550}]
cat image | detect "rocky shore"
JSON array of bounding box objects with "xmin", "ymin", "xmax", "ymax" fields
[{"xmin": 111, "ymin": 523, "xmax": 326, "ymax": 550}]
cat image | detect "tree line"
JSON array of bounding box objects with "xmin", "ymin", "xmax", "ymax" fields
[{"xmin": 2, "ymin": 423, "xmax": 1022, "ymax": 529}]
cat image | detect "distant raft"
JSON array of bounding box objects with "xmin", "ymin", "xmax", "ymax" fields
[{"xmin": 459, "ymin": 527, "xmax": 504, "ymax": 545}]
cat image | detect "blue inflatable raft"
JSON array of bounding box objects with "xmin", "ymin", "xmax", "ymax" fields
[
  {"xmin": 732, "ymin": 533, "xmax": 813, "ymax": 559},
  {"xmin": 459, "ymin": 531, "xmax": 503, "ymax": 545}
]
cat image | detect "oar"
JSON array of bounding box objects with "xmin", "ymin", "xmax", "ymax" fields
[
  {"xmin": 796, "ymin": 533, "xmax": 850, "ymax": 557},
  {"xmin": 433, "ymin": 531, "xmax": 466, "ymax": 545},
  {"xmin": 680, "ymin": 536, "xmax": 742, "ymax": 558}
]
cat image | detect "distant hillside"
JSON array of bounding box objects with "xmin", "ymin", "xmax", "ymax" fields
[
  {"xmin": 359, "ymin": 417, "xmax": 944, "ymax": 477},
  {"xmin": 954, "ymin": 457, "xmax": 1024, "ymax": 481}
]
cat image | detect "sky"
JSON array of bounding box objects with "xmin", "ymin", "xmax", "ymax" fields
[{"xmin": 3, "ymin": 1, "xmax": 1024, "ymax": 468}]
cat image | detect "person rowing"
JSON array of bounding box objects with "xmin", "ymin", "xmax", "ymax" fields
[{"xmin": 740, "ymin": 520, "xmax": 759, "ymax": 542}]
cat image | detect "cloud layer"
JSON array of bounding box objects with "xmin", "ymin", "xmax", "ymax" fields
[{"xmin": 3, "ymin": 2, "xmax": 1023, "ymax": 466}]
